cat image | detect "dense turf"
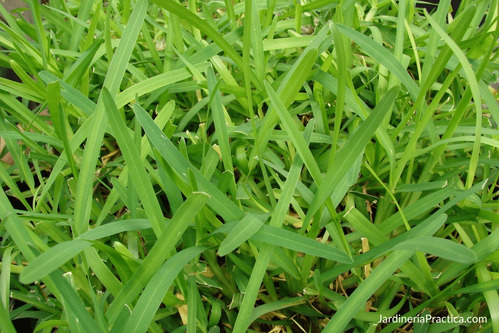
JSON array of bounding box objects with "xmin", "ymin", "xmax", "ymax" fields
[{"xmin": 0, "ymin": 0, "xmax": 498, "ymax": 332}]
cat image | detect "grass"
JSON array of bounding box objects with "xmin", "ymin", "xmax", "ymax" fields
[{"xmin": 0, "ymin": 0, "xmax": 498, "ymax": 332}]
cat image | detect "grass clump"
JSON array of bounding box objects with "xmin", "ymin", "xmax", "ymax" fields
[{"xmin": 0, "ymin": 0, "xmax": 498, "ymax": 332}]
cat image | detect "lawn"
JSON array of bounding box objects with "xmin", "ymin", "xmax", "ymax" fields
[{"xmin": 0, "ymin": 0, "xmax": 498, "ymax": 332}]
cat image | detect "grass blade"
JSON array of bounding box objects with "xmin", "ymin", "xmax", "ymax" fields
[
  {"xmin": 20, "ymin": 240, "xmax": 92, "ymax": 284},
  {"xmin": 73, "ymin": 0, "xmax": 148, "ymax": 235},
  {"xmin": 394, "ymin": 237, "xmax": 477, "ymax": 264},
  {"xmin": 232, "ymin": 123, "xmax": 315, "ymax": 333},
  {"xmin": 133, "ymin": 102, "xmax": 244, "ymax": 221},
  {"xmin": 323, "ymin": 251, "xmax": 414, "ymax": 333},
  {"xmin": 102, "ymin": 88, "xmax": 166, "ymax": 237},
  {"xmin": 0, "ymin": 191, "xmax": 103, "ymax": 332},
  {"xmin": 122, "ymin": 246, "xmax": 207, "ymax": 333},
  {"xmin": 105, "ymin": 192, "xmax": 210, "ymax": 324},
  {"xmin": 423, "ymin": 11, "xmax": 484, "ymax": 189},
  {"xmin": 256, "ymin": 225, "xmax": 353, "ymax": 263},
  {"xmin": 304, "ymin": 87, "xmax": 398, "ymax": 224},
  {"xmin": 336, "ymin": 24, "xmax": 419, "ymax": 100},
  {"xmin": 218, "ymin": 213, "xmax": 266, "ymax": 257},
  {"xmin": 78, "ymin": 219, "xmax": 151, "ymax": 241},
  {"xmin": 264, "ymin": 81, "xmax": 322, "ymax": 182}
]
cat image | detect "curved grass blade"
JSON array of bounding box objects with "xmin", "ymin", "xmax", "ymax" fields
[
  {"xmin": 323, "ymin": 250, "xmax": 414, "ymax": 333},
  {"xmin": 271, "ymin": 248, "xmax": 301, "ymax": 280},
  {"xmin": 19, "ymin": 240, "xmax": 92, "ymax": 284},
  {"xmin": 133, "ymin": 102, "xmax": 244, "ymax": 221},
  {"xmin": 102, "ymin": 88, "xmax": 166, "ymax": 237},
  {"xmin": 424, "ymin": 11, "xmax": 484, "ymax": 189},
  {"xmin": 248, "ymin": 45, "xmax": 321, "ymax": 171},
  {"xmin": 115, "ymin": 62, "xmax": 209, "ymax": 108},
  {"xmin": 249, "ymin": 297, "xmax": 307, "ymax": 323},
  {"xmin": 39, "ymin": 71, "xmax": 95, "ymax": 117},
  {"xmin": 96, "ymin": 101, "xmax": 176, "ymax": 225},
  {"xmin": 255, "ymin": 225, "xmax": 352, "ymax": 263},
  {"xmin": 122, "ymin": 246, "xmax": 207, "ymax": 333},
  {"xmin": 312, "ymin": 70, "xmax": 396, "ymax": 184},
  {"xmin": 232, "ymin": 122, "xmax": 314, "ymax": 333},
  {"xmin": 304, "ymin": 87, "xmax": 398, "ymax": 225},
  {"xmin": 105, "ymin": 192, "xmax": 210, "ymax": 324},
  {"xmin": 149, "ymin": 0, "xmax": 263, "ymax": 91},
  {"xmin": 336, "ymin": 24, "xmax": 419, "ymax": 100},
  {"xmin": 0, "ymin": 247, "xmax": 12, "ymax": 309},
  {"xmin": 207, "ymin": 65, "xmax": 236, "ymax": 196},
  {"xmin": 218, "ymin": 213, "xmax": 267, "ymax": 257},
  {"xmin": 476, "ymin": 263, "xmax": 499, "ymax": 333},
  {"xmin": 437, "ymin": 230, "xmax": 499, "ymax": 286},
  {"xmin": 77, "ymin": 219, "xmax": 151, "ymax": 241},
  {"xmin": 0, "ymin": 191, "xmax": 103, "ymax": 333},
  {"xmin": 394, "ymin": 237, "xmax": 478, "ymax": 264},
  {"xmin": 321, "ymin": 182, "xmax": 485, "ymax": 283},
  {"xmin": 64, "ymin": 40, "xmax": 101, "ymax": 87},
  {"xmin": 73, "ymin": 0, "xmax": 149, "ymax": 235},
  {"xmin": 0, "ymin": 300, "xmax": 16, "ymax": 333},
  {"xmin": 47, "ymin": 81, "xmax": 79, "ymax": 180},
  {"xmin": 264, "ymin": 80, "xmax": 322, "ymax": 182}
]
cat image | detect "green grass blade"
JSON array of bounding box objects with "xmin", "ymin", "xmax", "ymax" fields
[
  {"xmin": 394, "ymin": 237, "xmax": 477, "ymax": 264},
  {"xmin": 323, "ymin": 250, "xmax": 414, "ymax": 333},
  {"xmin": 336, "ymin": 24, "xmax": 419, "ymax": 100},
  {"xmin": 207, "ymin": 65, "xmax": 236, "ymax": 196},
  {"xmin": 262, "ymin": 36, "xmax": 316, "ymax": 50},
  {"xmin": 248, "ymin": 45, "xmax": 321, "ymax": 170},
  {"xmin": 0, "ymin": 117, "xmax": 35, "ymax": 190},
  {"xmin": 102, "ymin": 88, "xmax": 166, "ymax": 237},
  {"xmin": 19, "ymin": 240, "xmax": 92, "ymax": 284},
  {"xmin": 250, "ymin": 3, "xmax": 265, "ymax": 82},
  {"xmin": 424, "ymin": 11, "xmax": 484, "ymax": 189},
  {"xmin": 218, "ymin": 213, "xmax": 266, "ymax": 257},
  {"xmin": 149, "ymin": 0, "xmax": 263, "ymax": 91},
  {"xmin": 0, "ymin": 191, "xmax": 103, "ymax": 332},
  {"xmin": 116, "ymin": 63, "xmax": 208, "ymax": 108},
  {"xmin": 264, "ymin": 80, "xmax": 322, "ymax": 182},
  {"xmin": 255, "ymin": 225, "xmax": 353, "ymax": 263},
  {"xmin": 95, "ymin": 101, "xmax": 175, "ymax": 224},
  {"xmin": 105, "ymin": 192, "xmax": 210, "ymax": 324},
  {"xmin": 0, "ymin": 247, "xmax": 12, "ymax": 309},
  {"xmin": 78, "ymin": 219, "xmax": 151, "ymax": 241},
  {"xmin": 321, "ymin": 182, "xmax": 484, "ymax": 282},
  {"xmin": 47, "ymin": 81, "xmax": 79, "ymax": 180},
  {"xmin": 232, "ymin": 122, "xmax": 315, "ymax": 333},
  {"xmin": 0, "ymin": 300, "xmax": 16, "ymax": 333},
  {"xmin": 122, "ymin": 246, "xmax": 207, "ymax": 333},
  {"xmin": 304, "ymin": 87, "xmax": 398, "ymax": 224},
  {"xmin": 39, "ymin": 70, "xmax": 95, "ymax": 117},
  {"xmin": 63, "ymin": 41, "xmax": 102, "ymax": 87},
  {"xmin": 133, "ymin": 102, "xmax": 244, "ymax": 221},
  {"xmin": 476, "ymin": 263, "xmax": 499, "ymax": 333},
  {"xmin": 250, "ymin": 297, "xmax": 307, "ymax": 323},
  {"xmin": 312, "ymin": 70, "xmax": 396, "ymax": 173},
  {"xmin": 248, "ymin": 26, "xmax": 331, "ymax": 171},
  {"xmin": 73, "ymin": 0, "xmax": 148, "ymax": 235}
]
